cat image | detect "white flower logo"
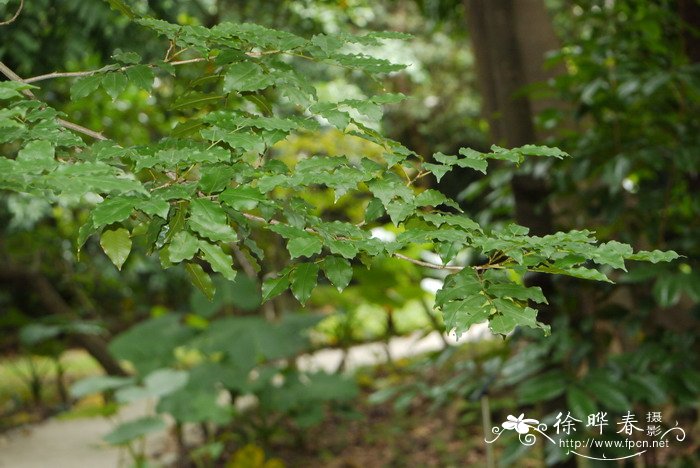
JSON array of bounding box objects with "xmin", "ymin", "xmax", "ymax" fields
[{"xmin": 502, "ymin": 413, "xmax": 540, "ymax": 434}]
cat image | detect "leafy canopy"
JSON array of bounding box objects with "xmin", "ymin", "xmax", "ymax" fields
[{"xmin": 0, "ymin": 11, "xmax": 678, "ymax": 338}]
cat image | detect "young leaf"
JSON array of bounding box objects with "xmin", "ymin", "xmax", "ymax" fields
[{"xmin": 100, "ymin": 228, "xmax": 132, "ymax": 270}]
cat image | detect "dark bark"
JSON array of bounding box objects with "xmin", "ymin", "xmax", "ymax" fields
[
  {"xmin": 465, "ymin": 0, "xmax": 561, "ymax": 326},
  {"xmin": 0, "ymin": 265, "xmax": 128, "ymax": 376},
  {"xmin": 465, "ymin": 0, "xmax": 555, "ymax": 236},
  {"xmin": 680, "ymin": 0, "xmax": 700, "ymax": 63}
]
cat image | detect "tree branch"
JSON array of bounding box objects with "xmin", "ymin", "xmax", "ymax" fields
[
  {"xmin": 0, "ymin": 0, "xmax": 23, "ymax": 26},
  {"xmin": 0, "ymin": 61, "xmax": 108, "ymax": 140},
  {"xmin": 238, "ymin": 212, "xmax": 504, "ymax": 273},
  {"xmin": 23, "ymin": 57, "xmax": 208, "ymax": 84}
]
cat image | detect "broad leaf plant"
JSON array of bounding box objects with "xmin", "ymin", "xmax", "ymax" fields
[{"xmin": 0, "ymin": 11, "xmax": 678, "ymax": 339}]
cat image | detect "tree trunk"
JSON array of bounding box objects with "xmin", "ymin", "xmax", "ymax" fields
[
  {"xmin": 464, "ymin": 3, "xmax": 575, "ymax": 467},
  {"xmin": 0, "ymin": 265, "xmax": 128, "ymax": 376},
  {"xmin": 464, "ymin": 0, "xmax": 564, "ymax": 326}
]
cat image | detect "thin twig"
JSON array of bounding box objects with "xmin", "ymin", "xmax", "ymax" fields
[
  {"xmin": 55, "ymin": 118, "xmax": 107, "ymax": 141},
  {"xmin": 0, "ymin": 0, "xmax": 23, "ymax": 26},
  {"xmin": 0, "ymin": 61, "xmax": 107, "ymax": 140},
  {"xmin": 23, "ymin": 57, "xmax": 209, "ymax": 84}
]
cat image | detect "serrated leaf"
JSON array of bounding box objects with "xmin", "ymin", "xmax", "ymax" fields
[
  {"xmin": 489, "ymin": 299, "xmax": 539, "ymax": 335},
  {"xmin": 92, "ymin": 196, "xmax": 136, "ymax": 228},
  {"xmin": 70, "ymin": 75, "xmax": 103, "ymax": 100},
  {"xmin": 185, "ymin": 262, "xmax": 215, "ymax": 300},
  {"xmin": 126, "ymin": 65, "xmax": 154, "ymax": 90},
  {"xmin": 441, "ymin": 296, "xmax": 491, "ymax": 336},
  {"xmin": 168, "ymin": 231, "xmax": 199, "ymax": 263},
  {"xmin": 106, "ymin": 0, "xmax": 137, "ymax": 19},
  {"xmin": 628, "ymin": 249, "xmax": 680, "ymax": 263},
  {"xmin": 287, "ymin": 235, "xmax": 323, "ymax": 259},
  {"xmin": 567, "ymin": 386, "xmax": 597, "ymax": 420},
  {"xmin": 188, "ymin": 199, "xmax": 238, "ymax": 243},
  {"xmin": 16, "ymin": 140, "xmax": 56, "ymax": 173},
  {"xmin": 136, "ymin": 198, "xmax": 169, "ymax": 219},
  {"xmin": 171, "ymin": 92, "xmax": 224, "ymax": 110},
  {"xmin": 101, "ymin": 72, "xmax": 128, "ymax": 100},
  {"xmin": 100, "ymin": 228, "xmax": 132, "ymax": 270},
  {"xmin": 386, "ymin": 200, "xmax": 414, "ymax": 225},
  {"xmin": 322, "ymin": 256, "xmax": 352, "ymax": 291},
  {"xmin": 291, "ymin": 263, "xmax": 319, "ymax": 304},
  {"xmin": 223, "ymin": 62, "xmax": 271, "ymax": 93},
  {"xmin": 422, "ymin": 163, "xmax": 451, "ymax": 182},
  {"xmin": 220, "ymin": 186, "xmax": 266, "ymax": 210},
  {"xmin": 262, "ymin": 274, "xmax": 290, "ymax": 302},
  {"xmin": 487, "ymin": 283, "xmax": 547, "ymax": 304},
  {"xmin": 198, "ymin": 241, "xmax": 237, "ymax": 281}
]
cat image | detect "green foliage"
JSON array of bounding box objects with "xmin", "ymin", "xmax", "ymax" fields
[{"xmin": 0, "ymin": 12, "xmax": 676, "ymax": 340}]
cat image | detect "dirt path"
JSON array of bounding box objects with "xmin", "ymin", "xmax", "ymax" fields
[{"xmin": 0, "ymin": 327, "xmax": 490, "ymax": 468}]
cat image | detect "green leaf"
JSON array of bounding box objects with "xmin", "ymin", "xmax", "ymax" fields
[
  {"xmin": 100, "ymin": 228, "xmax": 132, "ymax": 270},
  {"xmin": 168, "ymin": 231, "xmax": 200, "ymax": 263},
  {"xmin": 198, "ymin": 241, "xmax": 237, "ymax": 281},
  {"xmin": 185, "ymin": 262, "xmax": 215, "ymax": 300},
  {"xmin": 261, "ymin": 274, "xmax": 290, "ymax": 302},
  {"xmin": 487, "ymin": 283, "xmax": 547, "ymax": 304},
  {"xmin": 322, "ymin": 256, "xmax": 353, "ymax": 291},
  {"xmin": 92, "ymin": 196, "xmax": 136, "ymax": 228},
  {"xmin": 489, "ymin": 300, "xmax": 540, "ymax": 335},
  {"xmin": 16, "ymin": 140, "xmax": 56, "ymax": 173},
  {"xmin": 456, "ymin": 148, "xmax": 488, "ymax": 173},
  {"xmin": 188, "ymin": 199, "xmax": 238, "ymax": 243},
  {"xmin": 386, "ymin": 200, "xmax": 414, "ymax": 225},
  {"xmin": 567, "ymin": 386, "xmax": 597, "ymax": 420},
  {"xmin": 441, "ymin": 295, "xmax": 491, "ymax": 336},
  {"xmin": 171, "ymin": 92, "xmax": 224, "ymax": 110},
  {"xmin": 291, "ymin": 263, "xmax": 319, "ymax": 304},
  {"xmin": 0, "ymin": 81, "xmax": 35, "ymax": 99},
  {"xmin": 629, "ymin": 249, "xmax": 680, "ymax": 263},
  {"xmin": 223, "ymin": 62, "xmax": 271, "ymax": 93},
  {"xmin": 515, "ymin": 144, "xmax": 568, "ymax": 159},
  {"xmin": 70, "ymin": 75, "xmax": 103, "ymax": 100},
  {"xmin": 103, "ymin": 416, "xmax": 165, "ymax": 445},
  {"xmin": 584, "ymin": 375, "xmax": 631, "ymax": 411},
  {"xmin": 106, "ymin": 0, "xmax": 137, "ymax": 19},
  {"xmin": 101, "ymin": 72, "xmax": 128, "ymax": 100},
  {"xmin": 125, "ymin": 65, "xmax": 155, "ymax": 90},
  {"xmin": 287, "ymin": 235, "xmax": 323, "ymax": 259},
  {"xmin": 220, "ymin": 186, "xmax": 266, "ymax": 210},
  {"xmin": 136, "ymin": 198, "xmax": 170, "ymax": 219},
  {"xmin": 70, "ymin": 376, "xmax": 134, "ymax": 398},
  {"xmin": 517, "ymin": 371, "xmax": 567, "ymax": 404}
]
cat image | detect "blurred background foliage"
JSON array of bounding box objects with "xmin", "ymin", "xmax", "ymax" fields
[{"xmin": 1, "ymin": 0, "xmax": 698, "ymax": 466}]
